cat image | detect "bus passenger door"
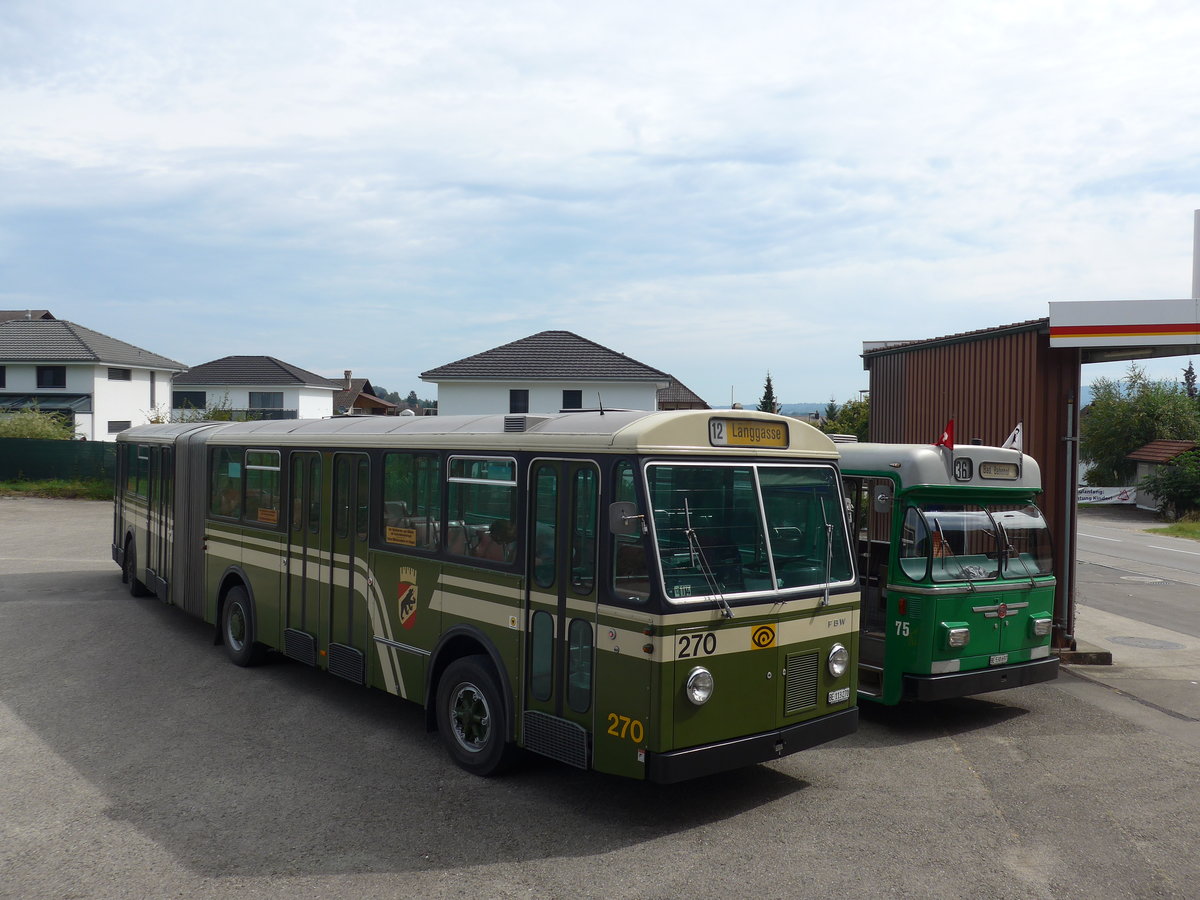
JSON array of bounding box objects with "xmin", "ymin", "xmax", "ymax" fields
[
  {"xmin": 284, "ymin": 451, "xmax": 322, "ymax": 666},
  {"xmin": 328, "ymin": 452, "xmax": 369, "ymax": 684},
  {"xmin": 523, "ymin": 460, "xmax": 601, "ymax": 771}
]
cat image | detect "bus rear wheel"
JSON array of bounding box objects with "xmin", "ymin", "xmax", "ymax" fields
[
  {"xmin": 221, "ymin": 586, "xmax": 266, "ymax": 667},
  {"xmin": 435, "ymin": 655, "xmax": 517, "ymax": 776}
]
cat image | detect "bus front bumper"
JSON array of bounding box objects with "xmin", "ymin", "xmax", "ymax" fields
[
  {"xmin": 644, "ymin": 707, "xmax": 859, "ymax": 784},
  {"xmin": 903, "ymin": 656, "xmax": 1060, "ymax": 702}
]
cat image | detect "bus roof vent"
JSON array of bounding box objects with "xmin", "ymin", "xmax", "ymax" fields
[
  {"xmin": 504, "ymin": 415, "xmax": 551, "ymax": 433},
  {"xmin": 829, "ymin": 434, "xmax": 859, "ymax": 443}
]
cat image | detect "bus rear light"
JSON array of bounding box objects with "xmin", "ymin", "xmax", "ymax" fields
[
  {"xmin": 946, "ymin": 627, "xmax": 970, "ymax": 648},
  {"xmin": 1031, "ymin": 617, "xmax": 1052, "ymax": 637}
]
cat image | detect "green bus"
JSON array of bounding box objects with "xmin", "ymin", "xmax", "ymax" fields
[
  {"xmin": 113, "ymin": 409, "xmax": 859, "ymax": 781},
  {"xmin": 837, "ymin": 442, "xmax": 1058, "ymax": 705}
]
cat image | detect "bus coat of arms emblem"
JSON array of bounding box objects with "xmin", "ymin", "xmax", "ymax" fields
[{"xmin": 398, "ymin": 567, "xmax": 419, "ymax": 630}]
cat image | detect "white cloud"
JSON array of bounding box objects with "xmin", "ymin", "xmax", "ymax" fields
[{"xmin": 5, "ymin": 1, "xmax": 1200, "ymax": 402}]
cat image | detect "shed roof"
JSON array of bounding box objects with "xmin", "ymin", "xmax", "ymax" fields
[
  {"xmin": 0, "ymin": 318, "xmax": 185, "ymax": 370},
  {"xmin": 1126, "ymin": 440, "xmax": 1199, "ymax": 463},
  {"xmin": 420, "ymin": 330, "xmax": 670, "ymax": 382},
  {"xmin": 175, "ymin": 356, "xmax": 340, "ymax": 388}
]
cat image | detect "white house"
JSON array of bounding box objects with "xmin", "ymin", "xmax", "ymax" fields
[
  {"xmin": 172, "ymin": 356, "xmax": 338, "ymax": 420},
  {"xmin": 420, "ymin": 330, "xmax": 679, "ymax": 415},
  {"xmin": 0, "ymin": 315, "xmax": 186, "ymax": 441}
]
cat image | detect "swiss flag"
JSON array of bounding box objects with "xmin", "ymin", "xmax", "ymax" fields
[{"xmin": 934, "ymin": 419, "xmax": 955, "ymax": 450}]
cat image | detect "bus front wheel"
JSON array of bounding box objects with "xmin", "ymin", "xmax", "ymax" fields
[
  {"xmin": 435, "ymin": 655, "xmax": 517, "ymax": 776},
  {"xmin": 123, "ymin": 538, "xmax": 150, "ymax": 597},
  {"xmin": 221, "ymin": 586, "xmax": 266, "ymax": 667}
]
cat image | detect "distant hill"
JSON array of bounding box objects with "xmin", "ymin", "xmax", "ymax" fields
[{"xmin": 779, "ymin": 403, "xmax": 825, "ymax": 416}]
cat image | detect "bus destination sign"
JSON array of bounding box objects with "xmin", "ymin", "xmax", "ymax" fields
[
  {"xmin": 979, "ymin": 461, "xmax": 1020, "ymax": 480},
  {"xmin": 709, "ymin": 418, "xmax": 789, "ymax": 449}
]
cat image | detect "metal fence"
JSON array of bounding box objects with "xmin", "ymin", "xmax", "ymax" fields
[{"xmin": 0, "ymin": 437, "xmax": 117, "ymax": 482}]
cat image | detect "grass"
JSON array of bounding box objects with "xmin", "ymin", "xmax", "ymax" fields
[
  {"xmin": 0, "ymin": 479, "xmax": 113, "ymax": 500},
  {"xmin": 1146, "ymin": 521, "xmax": 1200, "ymax": 541}
]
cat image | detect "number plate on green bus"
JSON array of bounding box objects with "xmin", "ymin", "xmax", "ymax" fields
[
  {"xmin": 828, "ymin": 687, "xmax": 851, "ymax": 704},
  {"xmin": 709, "ymin": 418, "xmax": 789, "ymax": 448},
  {"xmin": 989, "ymin": 653, "xmax": 1009, "ymax": 666}
]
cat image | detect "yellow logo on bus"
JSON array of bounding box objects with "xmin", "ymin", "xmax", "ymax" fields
[{"xmin": 751, "ymin": 624, "xmax": 776, "ymax": 650}]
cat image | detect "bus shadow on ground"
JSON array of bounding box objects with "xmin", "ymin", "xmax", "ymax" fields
[
  {"xmin": 848, "ymin": 695, "xmax": 1032, "ymax": 747},
  {"xmin": 3, "ymin": 571, "xmax": 809, "ymax": 878}
]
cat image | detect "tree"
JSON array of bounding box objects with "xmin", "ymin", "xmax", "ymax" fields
[
  {"xmin": 1080, "ymin": 364, "xmax": 1200, "ymax": 485},
  {"xmin": 1184, "ymin": 361, "xmax": 1197, "ymax": 400},
  {"xmin": 824, "ymin": 397, "xmax": 841, "ymax": 422},
  {"xmin": 757, "ymin": 373, "xmax": 779, "ymax": 413},
  {"xmin": 821, "ymin": 396, "xmax": 870, "ymax": 442},
  {"xmin": 0, "ymin": 408, "xmax": 76, "ymax": 440}
]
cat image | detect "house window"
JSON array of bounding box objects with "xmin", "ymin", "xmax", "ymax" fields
[
  {"xmin": 509, "ymin": 389, "xmax": 529, "ymax": 414},
  {"xmin": 108, "ymin": 368, "xmax": 132, "ymax": 381},
  {"xmin": 0, "ymin": 366, "xmax": 5, "ymax": 388},
  {"xmin": 108, "ymin": 420, "xmax": 132, "ymax": 434},
  {"xmin": 562, "ymin": 389, "xmax": 582, "ymax": 410},
  {"xmin": 249, "ymin": 391, "xmax": 284, "ymax": 409},
  {"xmin": 37, "ymin": 366, "xmax": 66, "ymax": 389},
  {"xmin": 173, "ymin": 391, "xmax": 206, "ymax": 410}
]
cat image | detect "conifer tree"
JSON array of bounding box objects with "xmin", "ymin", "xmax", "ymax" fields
[{"xmin": 757, "ymin": 373, "xmax": 779, "ymax": 413}]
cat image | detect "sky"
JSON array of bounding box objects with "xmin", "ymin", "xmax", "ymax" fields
[{"xmin": 5, "ymin": 1, "xmax": 1200, "ymax": 408}]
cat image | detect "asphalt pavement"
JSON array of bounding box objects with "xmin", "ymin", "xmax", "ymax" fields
[{"xmin": 3, "ymin": 497, "xmax": 1199, "ymax": 900}]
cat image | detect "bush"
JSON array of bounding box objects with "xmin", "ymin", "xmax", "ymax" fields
[{"xmin": 0, "ymin": 409, "xmax": 76, "ymax": 440}]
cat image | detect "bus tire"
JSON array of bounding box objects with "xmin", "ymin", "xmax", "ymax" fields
[
  {"xmin": 435, "ymin": 655, "xmax": 517, "ymax": 776},
  {"xmin": 123, "ymin": 538, "xmax": 150, "ymax": 597},
  {"xmin": 221, "ymin": 585, "xmax": 266, "ymax": 667}
]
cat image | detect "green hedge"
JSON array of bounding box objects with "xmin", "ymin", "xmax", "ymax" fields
[{"xmin": 0, "ymin": 437, "xmax": 117, "ymax": 482}]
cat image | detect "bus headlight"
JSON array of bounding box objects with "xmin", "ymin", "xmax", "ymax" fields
[
  {"xmin": 1031, "ymin": 617, "xmax": 1052, "ymax": 637},
  {"xmin": 947, "ymin": 627, "xmax": 970, "ymax": 648},
  {"xmin": 685, "ymin": 667, "xmax": 714, "ymax": 705},
  {"xmin": 827, "ymin": 643, "xmax": 849, "ymax": 679}
]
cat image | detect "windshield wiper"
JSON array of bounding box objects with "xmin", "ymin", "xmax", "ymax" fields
[
  {"xmin": 684, "ymin": 499, "xmax": 734, "ymax": 618},
  {"xmin": 819, "ymin": 498, "xmax": 833, "ymax": 607}
]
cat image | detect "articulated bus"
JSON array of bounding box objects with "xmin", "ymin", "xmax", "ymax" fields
[
  {"xmin": 837, "ymin": 443, "xmax": 1059, "ymax": 705},
  {"xmin": 114, "ymin": 410, "xmax": 859, "ymax": 782}
]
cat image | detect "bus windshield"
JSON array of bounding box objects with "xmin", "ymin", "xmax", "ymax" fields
[
  {"xmin": 899, "ymin": 502, "xmax": 1053, "ymax": 583},
  {"xmin": 647, "ymin": 463, "xmax": 853, "ymax": 602}
]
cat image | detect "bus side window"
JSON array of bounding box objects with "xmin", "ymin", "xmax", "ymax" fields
[
  {"xmin": 210, "ymin": 447, "xmax": 243, "ymax": 518},
  {"xmin": 382, "ymin": 452, "xmax": 442, "ymax": 551},
  {"xmin": 610, "ymin": 460, "xmax": 649, "ymax": 602}
]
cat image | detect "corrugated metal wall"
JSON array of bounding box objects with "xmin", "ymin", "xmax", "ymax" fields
[{"xmin": 864, "ymin": 321, "xmax": 1082, "ymax": 648}]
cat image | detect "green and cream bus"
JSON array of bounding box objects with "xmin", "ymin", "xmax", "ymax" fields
[
  {"xmin": 114, "ymin": 409, "xmax": 859, "ymax": 781},
  {"xmin": 838, "ymin": 442, "xmax": 1058, "ymax": 706}
]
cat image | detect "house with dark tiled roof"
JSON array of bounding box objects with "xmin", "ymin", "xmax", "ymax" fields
[
  {"xmin": 420, "ymin": 331, "xmax": 674, "ymax": 415},
  {"xmin": 0, "ymin": 317, "xmax": 186, "ymax": 440},
  {"xmin": 172, "ymin": 356, "xmax": 340, "ymax": 420},
  {"xmin": 333, "ymin": 369, "xmax": 398, "ymax": 416},
  {"xmin": 657, "ymin": 376, "xmax": 709, "ymax": 411}
]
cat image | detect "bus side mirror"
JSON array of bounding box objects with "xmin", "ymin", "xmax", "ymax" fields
[
  {"xmin": 609, "ymin": 501, "xmax": 646, "ymax": 536},
  {"xmin": 873, "ymin": 484, "xmax": 893, "ymax": 513}
]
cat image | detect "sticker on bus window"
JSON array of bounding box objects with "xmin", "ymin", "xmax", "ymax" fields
[
  {"xmin": 386, "ymin": 526, "xmax": 418, "ymax": 546},
  {"xmin": 257, "ymin": 508, "xmax": 278, "ymax": 524}
]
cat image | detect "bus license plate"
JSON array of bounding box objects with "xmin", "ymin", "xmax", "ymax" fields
[
  {"xmin": 989, "ymin": 653, "xmax": 1009, "ymax": 666},
  {"xmin": 827, "ymin": 687, "xmax": 851, "ymax": 704}
]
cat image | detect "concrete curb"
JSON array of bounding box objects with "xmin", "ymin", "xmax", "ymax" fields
[{"xmin": 1056, "ymin": 641, "xmax": 1114, "ymax": 666}]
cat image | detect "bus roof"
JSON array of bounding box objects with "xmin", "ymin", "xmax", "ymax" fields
[
  {"xmin": 118, "ymin": 410, "xmax": 842, "ymax": 459},
  {"xmin": 836, "ymin": 442, "xmax": 1042, "ymax": 491}
]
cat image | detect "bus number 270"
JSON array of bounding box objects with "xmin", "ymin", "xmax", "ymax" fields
[{"xmin": 607, "ymin": 713, "xmax": 645, "ymax": 743}]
